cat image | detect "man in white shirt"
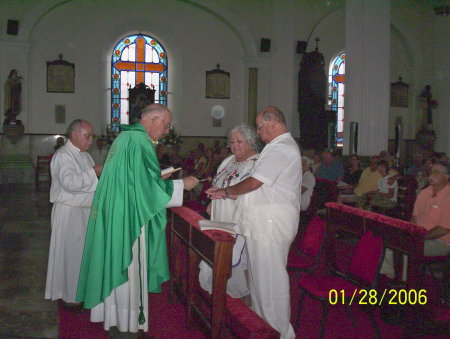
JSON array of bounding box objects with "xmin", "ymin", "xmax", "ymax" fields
[
  {"xmin": 45, "ymin": 119, "xmax": 103, "ymax": 305},
  {"xmin": 207, "ymin": 106, "xmax": 301, "ymax": 339},
  {"xmin": 301, "ymin": 156, "xmax": 316, "ymax": 211}
]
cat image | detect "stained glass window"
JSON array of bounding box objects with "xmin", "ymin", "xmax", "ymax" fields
[
  {"xmin": 111, "ymin": 34, "xmax": 168, "ymax": 129},
  {"xmin": 328, "ymin": 52, "xmax": 345, "ymax": 148}
]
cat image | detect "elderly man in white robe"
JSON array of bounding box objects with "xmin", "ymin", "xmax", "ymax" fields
[
  {"xmin": 45, "ymin": 119, "xmax": 103, "ymax": 306},
  {"xmin": 207, "ymin": 106, "xmax": 301, "ymax": 339}
]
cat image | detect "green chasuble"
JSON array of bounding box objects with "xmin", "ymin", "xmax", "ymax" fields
[{"xmin": 77, "ymin": 123, "xmax": 174, "ymax": 309}]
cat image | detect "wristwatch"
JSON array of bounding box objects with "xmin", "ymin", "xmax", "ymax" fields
[{"xmin": 224, "ymin": 187, "xmax": 230, "ymax": 199}]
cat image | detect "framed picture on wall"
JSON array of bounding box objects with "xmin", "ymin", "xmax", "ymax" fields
[
  {"xmin": 206, "ymin": 64, "xmax": 230, "ymax": 99},
  {"xmin": 390, "ymin": 77, "xmax": 408, "ymax": 107},
  {"xmin": 47, "ymin": 54, "xmax": 75, "ymax": 93}
]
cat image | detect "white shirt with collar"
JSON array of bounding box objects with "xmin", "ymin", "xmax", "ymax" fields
[{"xmin": 235, "ymin": 132, "xmax": 302, "ymax": 245}]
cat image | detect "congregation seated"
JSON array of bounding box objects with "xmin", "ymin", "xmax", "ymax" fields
[
  {"xmin": 310, "ymin": 150, "xmax": 322, "ymax": 175},
  {"xmin": 356, "ymin": 159, "xmax": 398, "ymax": 211},
  {"xmin": 380, "ymin": 161, "xmax": 450, "ymax": 279},
  {"xmin": 415, "ymin": 158, "xmax": 433, "ymax": 193},
  {"xmin": 315, "ymin": 149, "xmax": 344, "ymax": 183},
  {"xmin": 406, "ymin": 153, "xmax": 424, "ymax": 176},
  {"xmin": 379, "ymin": 149, "xmax": 395, "ymax": 168},
  {"xmin": 338, "ymin": 155, "xmax": 399, "ymax": 205},
  {"xmin": 336, "ymin": 154, "xmax": 362, "ymax": 199}
]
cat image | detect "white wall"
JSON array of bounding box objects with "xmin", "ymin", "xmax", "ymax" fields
[
  {"xmin": 1, "ymin": 0, "xmax": 448, "ymax": 153},
  {"xmin": 22, "ymin": 0, "xmax": 247, "ymax": 137}
]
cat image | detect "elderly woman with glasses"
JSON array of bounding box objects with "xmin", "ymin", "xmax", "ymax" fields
[{"xmin": 199, "ymin": 123, "xmax": 260, "ymax": 302}]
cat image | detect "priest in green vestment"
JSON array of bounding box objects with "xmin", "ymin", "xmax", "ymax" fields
[{"xmin": 77, "ymin": 104, "xmax": 198, "ymax": 333}]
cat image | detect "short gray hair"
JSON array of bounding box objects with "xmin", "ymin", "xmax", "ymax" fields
[
  {"xmin": 141, "ymin": 103, "xmax": 168, "ymax": 119},
  {"xmin": 66, "ymin": 119, "xmax": 83, "ymax": 138},
  {"xmin": 227, "ymin": 123, "xmax": 259, "ymax": 150}
]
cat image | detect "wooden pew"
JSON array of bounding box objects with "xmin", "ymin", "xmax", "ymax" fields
[
  {"xmin": 325, "ymin": 202, "xmax": 426, "ymax": 338},
  {"xmin": 169, "ymin": 206, "xmax": 279, "ymax": 338}
]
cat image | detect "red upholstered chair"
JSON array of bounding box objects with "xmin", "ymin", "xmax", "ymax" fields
[
  {"xmin": 288, "ymin": 215, "xmax": 326, "ymax": 275},
  {"xmin": 295, "ymin": 231, "xmax": 385, "ymax": 339}
]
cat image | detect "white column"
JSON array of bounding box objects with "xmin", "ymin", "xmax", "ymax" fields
[
  {"xmin": 269, "ymin": 0, "xmax": 296, "ymax": 130},
  {"xmin": 344, "ymin": 0, "xmax": 390, "ymax": 155}
]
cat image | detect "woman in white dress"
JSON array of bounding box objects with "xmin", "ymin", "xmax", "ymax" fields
[{"xmin": 199, "ymin": 123, "xmax": 259, "ymax": 300}]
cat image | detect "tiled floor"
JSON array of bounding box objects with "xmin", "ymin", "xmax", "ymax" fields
[{"xmin": 0, "ymin": 184, "xmax": 57, "ymax": 338}]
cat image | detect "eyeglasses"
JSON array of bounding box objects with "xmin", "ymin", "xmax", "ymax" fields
[
  {"xmin": 256, "ymin": 120, "xmax": 270, "ymax": 131},
  {"xmin": 152, "ymin": 117, "xmax": 173, "ymax": 130},
  {"xmin": 80, "ymin": 132, "xmax": 95, "ymax": 139}
]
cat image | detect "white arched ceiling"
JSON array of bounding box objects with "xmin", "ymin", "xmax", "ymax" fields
[{"xmin": 19, "ymin": 0, "xmax": 258, "ymax": 58}]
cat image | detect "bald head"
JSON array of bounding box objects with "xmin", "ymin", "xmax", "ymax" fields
[
  {"xmin": 260, "ymin": 106, "xmax": 287, "ymax": 125},
  {"xmin": 256, "ymin": 106, "xmax": 288, "ymax": 144},
  {"xmin": 139, "ymin": 104, "xmax": 173, "ymax": 141},
  {"xmin": 68, "ymin": 119, "xmax": 94, "ymax": 152}
]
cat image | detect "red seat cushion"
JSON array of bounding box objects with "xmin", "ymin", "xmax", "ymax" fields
[{"xmin": 298, "ymin": 275, "xmax": 359, "ymax": 299}]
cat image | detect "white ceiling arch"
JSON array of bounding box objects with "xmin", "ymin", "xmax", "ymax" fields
[{"xmin": 19, "ymin": 0, "xmax": 258, "ymax": 58}]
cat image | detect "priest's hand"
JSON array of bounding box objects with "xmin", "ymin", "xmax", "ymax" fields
[
  {"xmin": 93, "ymin": 164, "xmax": 103, "ymax": 177},
  {"xmin": 161, "ymin": 172, "xmax": 172, "ymax": 180},
  {"xmin": 182, "ymin": 176, "xmax": 199, "ymax": 191}
]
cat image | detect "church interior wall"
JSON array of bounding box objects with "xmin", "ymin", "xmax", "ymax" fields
[
  {"xmin": 1, "ymin": 0, "xmax": 448, "ymax": 159},
  {"xmin": 22, "ymin": 0, "xmax": 246, "ymax": 138}
]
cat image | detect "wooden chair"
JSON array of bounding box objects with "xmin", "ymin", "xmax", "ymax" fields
[{"xmin": 35, "ymin": 155, "xmax": 51, "ymax": 190}]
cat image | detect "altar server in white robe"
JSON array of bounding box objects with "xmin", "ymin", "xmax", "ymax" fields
[
  {"xmin": 207, "ymin": 106, "xmax": 301, "ymax": 339},
  {"xmin": 45, "ymin": 119, "xmax": 103, "ymax": 304}
]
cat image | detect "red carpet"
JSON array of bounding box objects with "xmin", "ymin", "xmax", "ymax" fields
[
  {"xmin": 58, "ymin": 283, "xmax": 207, "ymax": 339},
  {"xmin": 59, "ymin": 237, "xmax": 446, "ymax": 338}
]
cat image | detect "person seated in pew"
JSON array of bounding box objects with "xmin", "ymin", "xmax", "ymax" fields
[
  {"xmin": 336, "ymin": 154, "xmax": 362, "ymax": 201},
  {"xmin": 415, "ymin": 158, "xmax": 433, "ymax": 193},
  {"xmin": 315, "ymin": 149, "xmax": 344, "ymax": 183},
  {"xmin": 406, "ymin": 153, "xmax": 424, "ymax": 176},
  {"xmin": 380, "ymin": 162, "xmax": 450, "ymax": 279},
  {"xmin": 199, "ymin": 123, "xmax": 260, "ymax": 304},
  {"xmin": 339, "ymin": 155, "xmax": 399, "ymax": 204},
  {"xmin": 356, "ymin": 160, "xmax": 398, "ymax": 211},
  {"xmin": 300, "ymin": 156, "xmax": 316, "ymax": 211},
  {"xmin": 310, "ymin": 150, "xmax": 322, "ymax": 175}
]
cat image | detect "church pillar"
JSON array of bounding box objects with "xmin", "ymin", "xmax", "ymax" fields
[
  {"xmin": 344, "ymin": 0, "xmax": 390, "ymax": 155},
  {"xmin": 269, "ymin": 0, "xmax": 296, "ymax": 130}
]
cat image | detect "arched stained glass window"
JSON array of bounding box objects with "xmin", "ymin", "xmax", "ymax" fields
[
  {"xmin": 328, "ymin": 52, "xmax": 345, "ymax": 148},
  {"xmin": 111, "ymin": 34, "xmax": 168, "ymax": 129}
]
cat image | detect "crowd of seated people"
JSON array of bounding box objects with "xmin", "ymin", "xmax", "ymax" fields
[
  {"xmin": 302, "ymin": 148, "xmax": 449, "ymax": 213},
  {"xmin": 303, "ymin": 147, "xmax": 449, "ymax": 291},
  {"xmin": 156, "ymin": 140, "xmax": 232, "ymax": 208}
]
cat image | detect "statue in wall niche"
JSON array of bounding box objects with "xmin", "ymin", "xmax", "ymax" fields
[
  {"xmin": 3, "ymin": 69, "xmax": 25, "ymax": 143},
  {"xmin": 415, "ymin": 85, "xmax": 438, "ymax": 152},
  {"xmin": 3, "ymin": 69, "xmax": 23, "ymax": 125}
]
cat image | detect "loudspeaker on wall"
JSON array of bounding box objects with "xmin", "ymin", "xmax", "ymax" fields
[
  {"xmin": 7, "ymin": 20, "xmax": 19, "ymax": 35},
  {"xmin": 260, "ymin": 38, "xmax": 271, "ymax": 52}
]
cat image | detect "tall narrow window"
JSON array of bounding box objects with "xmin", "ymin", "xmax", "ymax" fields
[
  {"xmin": 111, "ymin": 34, "xmax": 168, "ymax": 128},
  {"xmin": 328, "ymin": 52, "xmax": 345, "ymax": 148}
]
